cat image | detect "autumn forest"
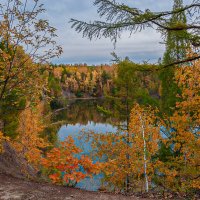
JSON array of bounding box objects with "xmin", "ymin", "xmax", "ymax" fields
[{"xmin": 0, "ymin": 0, "xmax": 199, "ymax": 199}]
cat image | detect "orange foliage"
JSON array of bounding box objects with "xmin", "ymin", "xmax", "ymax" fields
[
  {"xmin": 42, "ymin": 136, "xmax": 100, "ymax": 186},
  {"xmin": 86, "ymin": 104, "xmax": 160, "ymax": 193},
  {"xmin": 155, "ymin": 57, "xmax": 200, "ymax": 192},
  {"xmin": 12, "ymin": 103, "xmax": 49, "ymax": 168},
  {"xmin": 87, "ymin": 56, "xmax": 199, "ymax": 193},
  {"xmin": 50, "ymin": 64, "xmax": 116, "ymax": 97}
]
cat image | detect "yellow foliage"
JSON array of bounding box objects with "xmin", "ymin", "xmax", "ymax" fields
[
  {"xmin": 12, "ymin": 103, "xmax": 49, "ymax": 168},
  {"xmin": 86, "ymin": 104, "xmax": 161, "ymax": 192},
  {"xmin": 157, "ymin": 56, "xmax": 200, "ymax": 192}
]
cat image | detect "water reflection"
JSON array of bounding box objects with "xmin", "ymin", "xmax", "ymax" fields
[
  {"xmin": 59, "ymin": 122, "xmax": 118, "ymax": 138},
  {"xmin": 53, "ymin": 99, "xmax": 122, "ymax": 191},
  {"xmin": 53, "ymin": 98, "xmax": 123, "ymax": 126}
]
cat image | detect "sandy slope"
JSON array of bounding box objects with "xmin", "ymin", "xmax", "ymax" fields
[{"xmin": 0, "ymin": 174, "xmax": 142, "ymax": 200}]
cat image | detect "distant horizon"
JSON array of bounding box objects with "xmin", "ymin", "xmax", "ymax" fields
[{"xmin": 49, "ymin": 59, "xmax": 160, "ymax": 66}]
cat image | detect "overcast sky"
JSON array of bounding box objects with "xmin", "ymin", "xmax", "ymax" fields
[{"xmin": 40, "ymin": 0, "xmax": 192, "ymax": 65}]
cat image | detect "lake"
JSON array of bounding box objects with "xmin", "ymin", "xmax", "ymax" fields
[{"xmin": 53, "ymin": 99, "xmax": 124, "ymax": 191}]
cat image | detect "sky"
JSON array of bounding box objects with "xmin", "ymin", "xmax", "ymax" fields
[{"xmin": 40, "ymin": 0, "xmax": 192, "ymax": 65}]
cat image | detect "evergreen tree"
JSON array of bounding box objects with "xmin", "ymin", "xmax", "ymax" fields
[
  {"xmin": 160, "ymin": 0, "xmax": 189, "ymax": 115},
  {"xmin": 70, "ymin": 0, "xmax": 200, "ymax": 66}
]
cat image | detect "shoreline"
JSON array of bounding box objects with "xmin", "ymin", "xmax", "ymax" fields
[{"xmin": 65, "ymin": 96, "xmax": 104, "ymax": 101}]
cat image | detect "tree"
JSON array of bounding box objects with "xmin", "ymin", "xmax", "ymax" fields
[
  {"xmin": 0, "ymin": 0, "xmax": 62, "ymax": 102},
  {"xmin": 129, "ymin": 104, "xmax": 161, "ymax": 193},
  {"xmin": 86, "ymin": 104, "xmax": 160, "ymax": 193},
  {"xmin": 42, "ymin": 136, "xmax": 100, "ymax": 186},
  {"xmin": 160, "ymin": 0, "xmax": 189, "ymax": 115},
  {"xmin": 0, "ymin": 0, "xmax": 62, "ymax": 136},
  {"xmin": 12, "ymin": 103, "xmax": 49, "ymax": 169},
  {"xmin": 0, "ymin": 46, "xmax": 47, "ymax": 137},
  {"xmin": 155, "ymin": 55, "xmax": 200, "ymax": 193},
  {"xmin": 70, "ymin": 0, "xmax": 200, "ymax": 67},
  {"xmin": 102, "ymin": 59, "xmax": 146, "ymax": 192},
  {"xmin": 100, "ymin": 58, "xmax": 159, "ymax": 126},
  {"xmin": 114, "ymin": 59, "xmax": 140, "ymax": 127}
]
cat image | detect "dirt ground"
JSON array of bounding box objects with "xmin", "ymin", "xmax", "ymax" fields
[{"xmin": 0, "ymin": 173, "xmax": 144, "ymax": 200}]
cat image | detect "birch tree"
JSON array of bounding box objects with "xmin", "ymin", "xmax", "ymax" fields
[{"xmin": 129, "ymin": 104, "xmax": 160, "ymax": 192}]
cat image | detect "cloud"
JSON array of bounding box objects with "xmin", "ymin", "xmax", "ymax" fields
[{"xmin": 40, "ymin": 0, "xmax": 193, "ymax": 64}]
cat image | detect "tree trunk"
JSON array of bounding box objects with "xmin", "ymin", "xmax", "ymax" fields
[{"xmin": 139, "ymin": 115, "xmax": 149, "ymax": 193}]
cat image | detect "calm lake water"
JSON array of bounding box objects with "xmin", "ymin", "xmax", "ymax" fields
[
  {"xmin": 50, "ymin": 98, "xmax": 168, "ymax": 192},
  {"xmin": 53, "ymin": 99, "xmax": 122, "ymax": 191}
]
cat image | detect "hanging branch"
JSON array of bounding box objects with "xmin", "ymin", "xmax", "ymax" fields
[{"xmin": 70, "ymin": 0, "xmax": 200, "ymax": 67}]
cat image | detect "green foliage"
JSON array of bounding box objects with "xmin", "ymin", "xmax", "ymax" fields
[
  {"xmin": 41, "ymin": 126, "xmax": 58, "ymax": 147},
  {"xmin": 0, "ymin": 85, "xmax": 26, "ymax": 138},
  {"xmin": 48, "ymin": 73, "xmax": 62, "ymax": 98},
  {"xmin": 50, "ymin": 99, "xmax": 63, "ymax": 110},
  {"xmin": 101, "ymin": 70, "xmax": 111, "ymax": 84},
  {"xmin": 160, "ymin": 0, "xmax": 189, "ymax": 116},
  {"xmin": 70, "ymin": 0, "xmax": 200, "ymax": 65},
  {"xmin": 88, "ymin": 59, "xmax": 161, "ymax": 129},
  {"xmin": 75, "ymin": 90, "xmax": 83, "ymax": 98},
  {"xmin": 0, "ymin": 0, "xmax": 61, "ymax": 137},
  {"xmin": 97, "ymin": 105, "xmax": 112, "ymax": 116},
  {"xmin": 137, "ymin": 89, "xmax": 159, "ymax": 107},
  {"xmin": 156, "ymin": 142, "xmax": 173, "ymax": 163},
  {"xmin": 159, "ymin": 66, "xmax": 180, "ymax": 115}
]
